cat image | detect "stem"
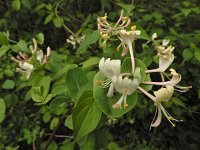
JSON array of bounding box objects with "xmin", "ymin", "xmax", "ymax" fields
[
  {"xmin": 55, "ymin": 0, "xmax": 77, "ymax": 38},
  {"xmin": 44, "ymin": 104, "xmax": 73, "ymax": 150},
  {"xmin": 138, "ymin": 86, "xmax": 156, "ymax": 102},
  {"xmin": 127, "ymin": 42, "xmax": 135, "ymax": 73}
]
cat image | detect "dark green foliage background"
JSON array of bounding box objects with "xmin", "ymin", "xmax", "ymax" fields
[{"xmin": 0, "ymin": 0, "xmax": 200, "ymax": 149}]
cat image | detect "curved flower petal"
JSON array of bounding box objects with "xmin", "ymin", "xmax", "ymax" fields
[
  {"xmin": 151, "ymin": 105, "xmax": 162, "ymax": 128},
  {"xmin": 99, "ymin": 57, "xmax": 121, "ymax": 79},
  {"xmin": 159, "ymin": 54, "xmax": 174, "ymax": 72}
]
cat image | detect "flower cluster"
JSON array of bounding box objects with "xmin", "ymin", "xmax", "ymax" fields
[
  {"xmin": 11, "ymin": 38, "xmax": 51, "ymax": 79},
  {"xmin": 97, "ymin": 12, "xmax": 191, "ymax": 128}
]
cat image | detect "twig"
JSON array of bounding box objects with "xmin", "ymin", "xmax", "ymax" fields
[
  {"xmin": 44, "ymin": 104, "xmax": 73, "ymax": 150},
  {"xmin": 32, "ymin": 142, "xmax": 36, "ymax": 150},
  {"xmin": 45, "ymin": 133, "xmax": 73, "ymax": 139},
  {"xmin": 55, "ymin": 0, "xmax": 77, "ymax": 38}
]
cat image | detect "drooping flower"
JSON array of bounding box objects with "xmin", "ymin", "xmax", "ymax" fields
[
  {"xmin": 112, "ymin": 75, "xmax": 139, "ymax": 108},
  {"xmin": 146, "ymin": 45, "xmax": 175, "ymax": 73},
  {"xmin": 99, "ymin": 57, "xmax": 121, "ymax": 97},
  {"xmin": 143, "ymin": 68, "xmax": 181, "ymax": 86},
  {"xmin": 138, "ymin": 86, "xmax": 181, "ymax": 128}
]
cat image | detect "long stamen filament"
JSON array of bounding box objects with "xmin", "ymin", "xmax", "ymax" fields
[{"xmin": 160, "ymin": 104, "xmax": 176, "ymax": 127}]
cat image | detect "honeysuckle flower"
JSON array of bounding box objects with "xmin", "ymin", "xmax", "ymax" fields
[
  {"xmin": 112, "ymin": 75, "xmax": 139, "ymax": 108},
  {"xmin": 138, "ymin": 86, "xmax": 181, "ymax": 128},
  {"xmin": 146, "ymin": 45, "xmax": 175, "ymax": 73},
  {"xmin": 66, "ymin": 34, "xmax": 85, "ymax": 49},
  {"xmin": 16, "ymin": 62, "xmax": 34, "ymax": 79},
  {"xmin": 30, "ymin": 38, "xmax": 38, "ymax": 54},
  {"xmin": 143, "ymin": 69, "xmax": 181, "ymax": 86},
  {"xmin": 151, "ymin": 33, "xmax": 157, "ymax": 41},
  {"xmin": 99, "ymin": 57, "xmax": 121, "ymax": 97},
  {"xmin": 97, "ymin": 10, "xmax": 131, "ymax": 40},
  {"xmin": 119, "ymin": 26, "xmax": 141, "ymax": 73},
  {"xmin": 36, "ymin": 47, "xmax": 51, "ymax": 64},
  {"xmin": 162, "ymin": 39, "xmax": 170, "ymax": 47}
]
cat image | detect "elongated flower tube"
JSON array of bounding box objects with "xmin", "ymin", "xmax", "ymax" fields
[
  {"xmin": 146, "ymin": 45, "xmax": 175, "ymax": 73},
  {"xmin": 99, "ymin": 57, "xmax": 121, "ymax": 97},
  {"xmin": 119, "ymin": 26, "xmax": 141, "ymax": 73},
  {"xmin": 138, "ymin": 86, "xmax": 181, "ymax": 128},
  {"xmin": 143, "ymin": 69, "xmax": 181, "ymax": 86},
  {"xmin": 112, "ymin": 75, "xmax": 139, "ymax": 108}
]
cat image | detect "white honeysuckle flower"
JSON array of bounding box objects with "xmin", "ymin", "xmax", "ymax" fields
[
  {"xmin": 99, "ymin": 57, "xmax": 121, "ymax": 79},
  {"xmin": 151, "ymin": 86, "xmax": 181, "ymax": 128},
  {"xmin": 143, "ymin": 68, "xmax": 181, "ymax": 86},
  {"xmin": 138, "ymin": 86, "xmax": 181, "ymax": 128},
  {"xmin": 17, "ymin": 62, "xmax": 34, "ymax": 79},
  {"xmin": 119, "ymin": 26, "xmax": 141, "ymax": 73},
  {"xmin": 162, "ymin": 39, "xmax": 170, "ymax": 46},
  {"xmin": 119, "ymin": 28, "xmax": 141, "ymax": 45},
  {"xmin": 112, "ymin": 75, "xmax": 139, "ymax": 108},
  {"xmin": 146, "ymin": 45, "xmax": 175, "ymax": 73},
  {"xmin": 36, "ymin": 47, "xmax": 51, "ymax": 64},
  {"xmin": 99, "ymin": 57, "xmax": 121, "ymax": 97},
  {"xmin": 19, "ymin": 62, "xmax": 34, "ymax": 71},
  {"xmin": 36, "ymin": 50, "xmax": 44, "ymax": 63},
  {"xmin": 151, "ymin": 33, "xmax": 157, "ymax": 41}
]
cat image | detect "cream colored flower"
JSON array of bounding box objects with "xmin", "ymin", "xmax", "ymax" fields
[
  {"xmin": 16, "ymin": 62, "xmax": 34, "ymax": 79},
  {"xmin": 143, "ymin": 68, "xmax": 181, "ymax": 86},
  {"xmin": 119, "ymin": 28, "xmax": 141, "ymax": 45},
  {"xmin": 112, "ymin": 75, "xmax": 139, "ymax": 108},
  {"xmin": 146, "ymin": 45, "xmax": 175, "ymax": 73},
  {"xmin": 99, "ymin": 57, "xmax": 121, "ymax": 97}
]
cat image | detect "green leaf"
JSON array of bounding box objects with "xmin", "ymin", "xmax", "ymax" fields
[
  {"xmin": 2, "ymin": 79, "xmax": 15, "ymax": 89},
  {"xmin": 77, "ymin": 31, "xmax": 100, "ymax": 54},
  {"xmin": 12, "ymin": 0, "xmax": 21, "ymax": 11},
  {"xmin": 135, "ymin": 24, "xmax": 150, "ymax": 40},
  {"xmin": 194, "ymin": 51, "xmax": 200, "ymax": 61},
  {"xmin": 0, "ymin": 45, "xmax": 9, "ymax": 58},
  {"xmin": 80, "ymin": 57, "xmax": 100, "ymax": 69},
  {"xmin": 55, "ymin": 64, "xmax": 77, "ymax": 77},
  {"xmin": 49, "ymin": 97, "xmax": 67, "ymax": 113},
  {"xmin": 43, "ymin": 111, "xmax": 51, "ymax": 123},
  {"xmin": 143, "ymin": 14, "xmax": 153, "ymax": 21},
  {"xmin": 51, "ymin": 85, "xmax": 68, "ymax": 97},
  {"xmin": 116, "ymin": 3, "xmax": 135, "ymax": 16},
  {"xmin": 65, "ymin": 115, "xmax": 73, "ymax": 130},
  {"xmin": 73, "ymin": 91, "xmax": 102, "ymax": 141},
  {"xmin": 17, "ymin": 40, "xmax": 28, "ymax": 52},
  {"xmin": 44, "ymin": 13, "xmax": 54, "ymax": 25},
  {"xmin": 0, "ymin": 98, "xmax": 6, "ymax": 123},
  {"xmin": 36, "ymin": 33, "xmax": 44, "ymax": 44},
  {"xmin": 181, "ymin": 9, "xmax": 191, "ymax": 16},
  {"xmin": 0, "ymin": 33, "xmax": 9, "ymax": 45},
  {"xmin": 66, "ymin": 68, "xmax": 89, "ymax": 102},
  {"xmin": 122, "ymin": 58, "xmax": 147, "ymax": 82},
  {"xmin": 53, "ymin": 17, "xmax": 62, "ymax": 28},
  {"xmin": 183, "ymin": 49, "xmax": 193, "ymax": 61},
  {"xmin": 93, "ymin": 72, "xmax": 138, "ymax": 117},
  {"xmin": 50, "ymin": 118, "xmax": 59, "ymax": 130},
  {"xmin": 31, "ymin": 76, "xmax": 51, "ymax": 103}
]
